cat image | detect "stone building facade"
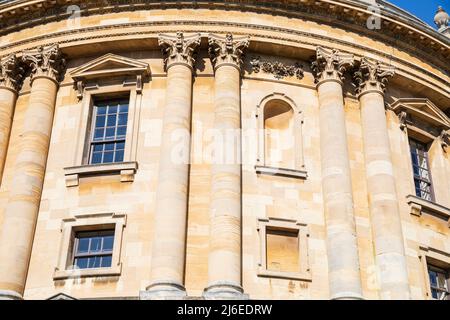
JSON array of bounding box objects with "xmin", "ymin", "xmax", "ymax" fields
[{"xmin": 0, "ymin": 0, "xmax": 448, "ymax": 300}]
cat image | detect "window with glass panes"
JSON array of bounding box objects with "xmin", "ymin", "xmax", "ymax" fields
[
  {"xmin": 73, "ymin": 230, "xmax": 114, "ymax": 269},
  {"xmin": 428, "ymin": 265, "xmax": 449, "ymax": 300},
  {"xmin": 409, "ymin": 139, "xmax": 434, "ymax": 201},
  {"xmin": 89, "ymin": 99, "xmax": 129, "ymax": 164}
]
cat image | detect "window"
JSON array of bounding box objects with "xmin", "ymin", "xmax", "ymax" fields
[
  {"xmin": 89, "ymin": 98, "xmax": 129, "ymax": 165},
  {"xmin": 428, "ymin": 265, "xmax": 449, "ymax": 300},
  {"xmin": 73, "ymin": 230, "xmax": 115, "ymax": 269},
  {"xmin": 409, "ymin": 139, "xmax": 434, "ymax": 201},
  {"xmin": 266, "ymin": 228, "xmax": 299, "ymax": 273},
  {"xmin": 257, "ymin": 218, "xmax": 311, "ymax": 281}
]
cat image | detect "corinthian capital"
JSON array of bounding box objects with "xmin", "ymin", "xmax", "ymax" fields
[
  {"xmin": 22, "ymin": 44, "xmax": 66, "ymax": 84},
  {"xmin": 208, "ymin": 33, "xmax": 249, "ymax": 70},
  {"xmin": 353, "ymin": 58, "xmax": 395, "ymax": 96},
  {"xmin": 311, "ymin": 47, "xmax": 354, "ymax": 84},
  {"xmin": 0, "ymin": 54, "xmax": 25, "ymax": 93},
  {"xmin": 158, "ymin": 32, "xmax": 201, "ymax": 71}
]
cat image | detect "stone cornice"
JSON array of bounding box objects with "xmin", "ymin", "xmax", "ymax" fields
[
  {"xmin": 208, "ymin": 33, "xmax": 249, "ymax": 71},
  {"xmin": 311, "ymin": 47, "xmax": 354, "ymax": 85},
  {"xmin": 158, "ymin": 32, "xmax": 201, "ymax": 71},
  {"xmin": 22, "ymin": 44, "xmax": 66, "ymax": 84},
  {"xmin": 0, "ymin": 1, "xmax": 446, "ymax": 73},
  {"xmin": 354, "ymin": 57, "xmax": 395, "ymax": 97},
  {"xmin": 0, "ymin": 54, "xmax": 25, "ymax": 93}
]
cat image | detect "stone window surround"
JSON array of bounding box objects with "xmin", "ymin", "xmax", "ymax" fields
[
  {"xmin": 418, "ymin": 246, "xmax": 450, "ymax": 300},
  {"xmin": 53, "ymin": 212, "xmax": 126, "ymax": 280},
  {"xmin": 255, "ymin": 92, "xmax": 307, "ymax": 180},
  {"xmin": 64, "ymin": 85, "xmax": 141, "ymax": 187},
  {"xmin": 257, "ymin": 217, "xmax": 311, "ymax": 281},
  {"xmin": 407, "ymin": 195, "xmax": 450, "ymax": 227}
]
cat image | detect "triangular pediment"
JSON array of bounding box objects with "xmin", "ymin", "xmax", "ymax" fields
[
  {"xmin": 71, "ymin": 53, "xmax": 150, "ymax": 81},
  {"xmin": 390, "ymin": 98, "xmax": 450, "ymax": 130},
  {"xmin": 47, "ymin": 292, "xmax": 77, "ymax": 300}
]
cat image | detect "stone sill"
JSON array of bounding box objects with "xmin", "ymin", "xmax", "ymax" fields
[
  {"xmin": 255, "ymin": 165, "xmax": 308, "ymax": 180},
  {"xmin": 407, "ymin": 195, "xmax": 450, "ymax": 226},
  {"xmin": 257, "ymin": 268, "xmax": 312, "ymax": 282},
  {"xmin": 64, "ymin": 162, "xmax": 138, "ymax": 187},
  {"xmin": 53, "ymin": 265, "xmax": 122, "ymax": 280}
]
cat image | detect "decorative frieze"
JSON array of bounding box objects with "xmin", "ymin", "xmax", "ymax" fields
[
  {"xmin": 311, "ymin": 47, "xmax": 354, "ymax": 84},
  {"xmin": 208, "ymin": 33, "xmax": 250, "ymax": 70},
  {"xmin": 22, "ymin": 44, "xmax": 66, "ymax": 83},
  {"xmin": 353, "ymin": 57, "xmax": 395, "ymax": 96},
  {"xmin": 0, "ymin": 54, "xmax": 25, "ymax": 92},
  {"xmin": 250, "ymin": 56, "xmax": 304, "ymax": 80},
  {"xmin": 158, "ymin": 32, "xmax": 201, "ymax": 70}
]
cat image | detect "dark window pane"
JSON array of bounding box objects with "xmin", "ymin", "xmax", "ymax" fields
[
  {"xmin": 108, "ymin": 105, "xmax": 118, "ymax": 114},
  {"xmin": 103, "ymin": 236, "xmax": 114, "ymax": 251},
  {"xmin": 88, "ymin": 256, "xmax": 102, "ymax": 269},
  {"xmin": 77, "ymin": 238, "xmax": 90, "ymax": 254},
  {"xmin": 91, "ymin": 152, "xmax": 102, "ymax": 164},
  {"xmin": 115, "ymin": 150, "xmax": 124, "ymax": 163},
  {"xmin": 118, "ymin": 113, "xmax": 128, "ymax": 126},
  {"xmin": 101, "ymin": 255, "xmax": 112, "ymax": 268},
  {"xmin": 95, "ymin": 115, "xmax": 106, "ymax": 127},
  {"xmin": 75, "ymin": 257, "xmax": 89, "ymax": 269},
  {"xmin": 103, "ymin": 152, "xmax": 114, "ymax": 163},
  {"xmin": 117, "ymin": 126, "xmax": 127, "ymax": 137},
  {"xmin": 116, "ymin": 142, "xmax": 125, "ymax": 150},
  {"xmin": 93, "ymin": 144, "xmax": 103, "ymax": 152},
  {"xmin": 104, "ymin": 143, "xmax": 115, "ymax": 151},
  {"xmin": 107, "ymin": 115, "xmax": 117, "ymax": 127},
  {"xmin": 94, "ymin": 128, "xmax": 104, "ymax": 141},
  {"xmin": 90, "ymin": 237, "xmax": 102, "ymax": 252},
  {"xmin": 105, "ymin": 127, "xmax": 115, "ymax": 139},
  {"xmin": 97, "ymin": 106, "xmax": 107, "ymax": 115},
  {"xmin": 119, "ymin": 104, "xmax": 128, "ymax": 113}
]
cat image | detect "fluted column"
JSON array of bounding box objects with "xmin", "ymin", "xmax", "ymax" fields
[
  {"xmin": 142, "ymin": 32, "xmax": 201, "ymax": 300},
  {"xmin": 312, "ymin": 47, "xmax": 363, "ymax": 300},
  {"xmin": 0, "ymin": 55, "xmax": 24, "ymax": 185},
  {"xmin": 203, "ymin": 33, "xmax": 249, "ymax": 300},
  {"xmin": 0, "ymin": 45, "xmax": 65, "ymax": 300},
  {"xmin": 354, "ymin": 58, "xmax": 410, "ymax": 299}
]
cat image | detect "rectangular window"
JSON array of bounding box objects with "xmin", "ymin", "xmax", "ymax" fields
[
  {"xmin": 73, "ymin": 230, "xmax": 115, "ymax": 269},
  {"xmin": 428, "ymin": 265, "xmax": 449, "ymax": 300},
  {"xmin": 409, "ymin": 139, "xmax": 434, "ymax": 201},
  {"xmin": 89, "ymin": 98, "xmax": 129, "ymax": 165},
  {"xmin": 266, "ymin": 228, "xmax": 300, "ymax": 273}
]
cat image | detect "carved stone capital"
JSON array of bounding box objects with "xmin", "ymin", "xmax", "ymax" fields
[
  {"xmin": 311, "ymin": 47, "xmax": 354, "ymax": 85},
  {"xmin": 158, "ymin": 32, "xmax": 201, "ymax": 71},
  {"xmin": 0, "ymin": 54, "xmax": 25, "ymax": 93},
  {"xmin": 354, "ymin": 57, "xmax": 395, "ymax": 97},
  {"xmin": 22, "ymin": 44, "xmax": 66, "ymax": 84},
  {"xmin": 208, "ymin": 33, "xmax": 249, "ymax": 71}
]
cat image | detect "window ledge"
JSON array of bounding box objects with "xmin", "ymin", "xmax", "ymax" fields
[
  {"xmin": 53, "ymin": 265, "xmax": 122, "ymax": 280},
  {"xmin": 255, "ymin": 165, "xmax": 308, "ymax": 180},
  {"xmin": 407, "ymin": 195, "xmax": 450, "ymax": 226},
  {"xmin": 257, "ymin": 268, "xmax": 312, "ymax": 282},
  {"xmin": 64, "ymin": 162, "xmax": 138, "ymax": 187}
]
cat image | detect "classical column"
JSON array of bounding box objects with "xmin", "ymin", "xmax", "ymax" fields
[
  {"xmin": 0, "ymin": 55, "xmax": 25, "ymax": 184},
  {"xmin": 0, "ymin": 44, "xmax": 65, "ymax": 300},
  {"xmin": 312, "ymin": 47, "xmax": 363, "ymax": 300},
  {"xmin": 142, "ymin": 32, "xmax": 201, "ymax": 300},
  {"xmin": 354, "ymin": 58, "xmax": 410, "ymax": 299},
  {"xmin": 203, "ymin": 33, "xmax": 249, "ymax": 299}
]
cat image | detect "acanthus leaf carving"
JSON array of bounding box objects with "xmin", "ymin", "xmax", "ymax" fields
[
  {"xmin": 311, "ymin": 47, "xmax": 354, "ymax": 84},
  {"xmin": 250, "ymin": 56, "xmax": 304, "ymax": 80},
  {"xmin": 22, "ymin": 44, "xmax": 66, "ymax": 83},
  {"xmin": 208, "ymin": 33, "xmax": 250, "ymax": 70},
  {"xmin": 0, "ymin": 54, "xmax": 25, "ymax": 92},
  {"xmin": 353, "ymin": 57, "xmax": 395, "ymax": 96},
  {"xmin": 158, "ymin": 32, "xmax": 201, "ymax": 70}
]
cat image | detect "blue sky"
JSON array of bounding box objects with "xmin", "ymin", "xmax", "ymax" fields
[{"xmin": 388, "ymin": 0, "xmax": 450, "ymax": 29}]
